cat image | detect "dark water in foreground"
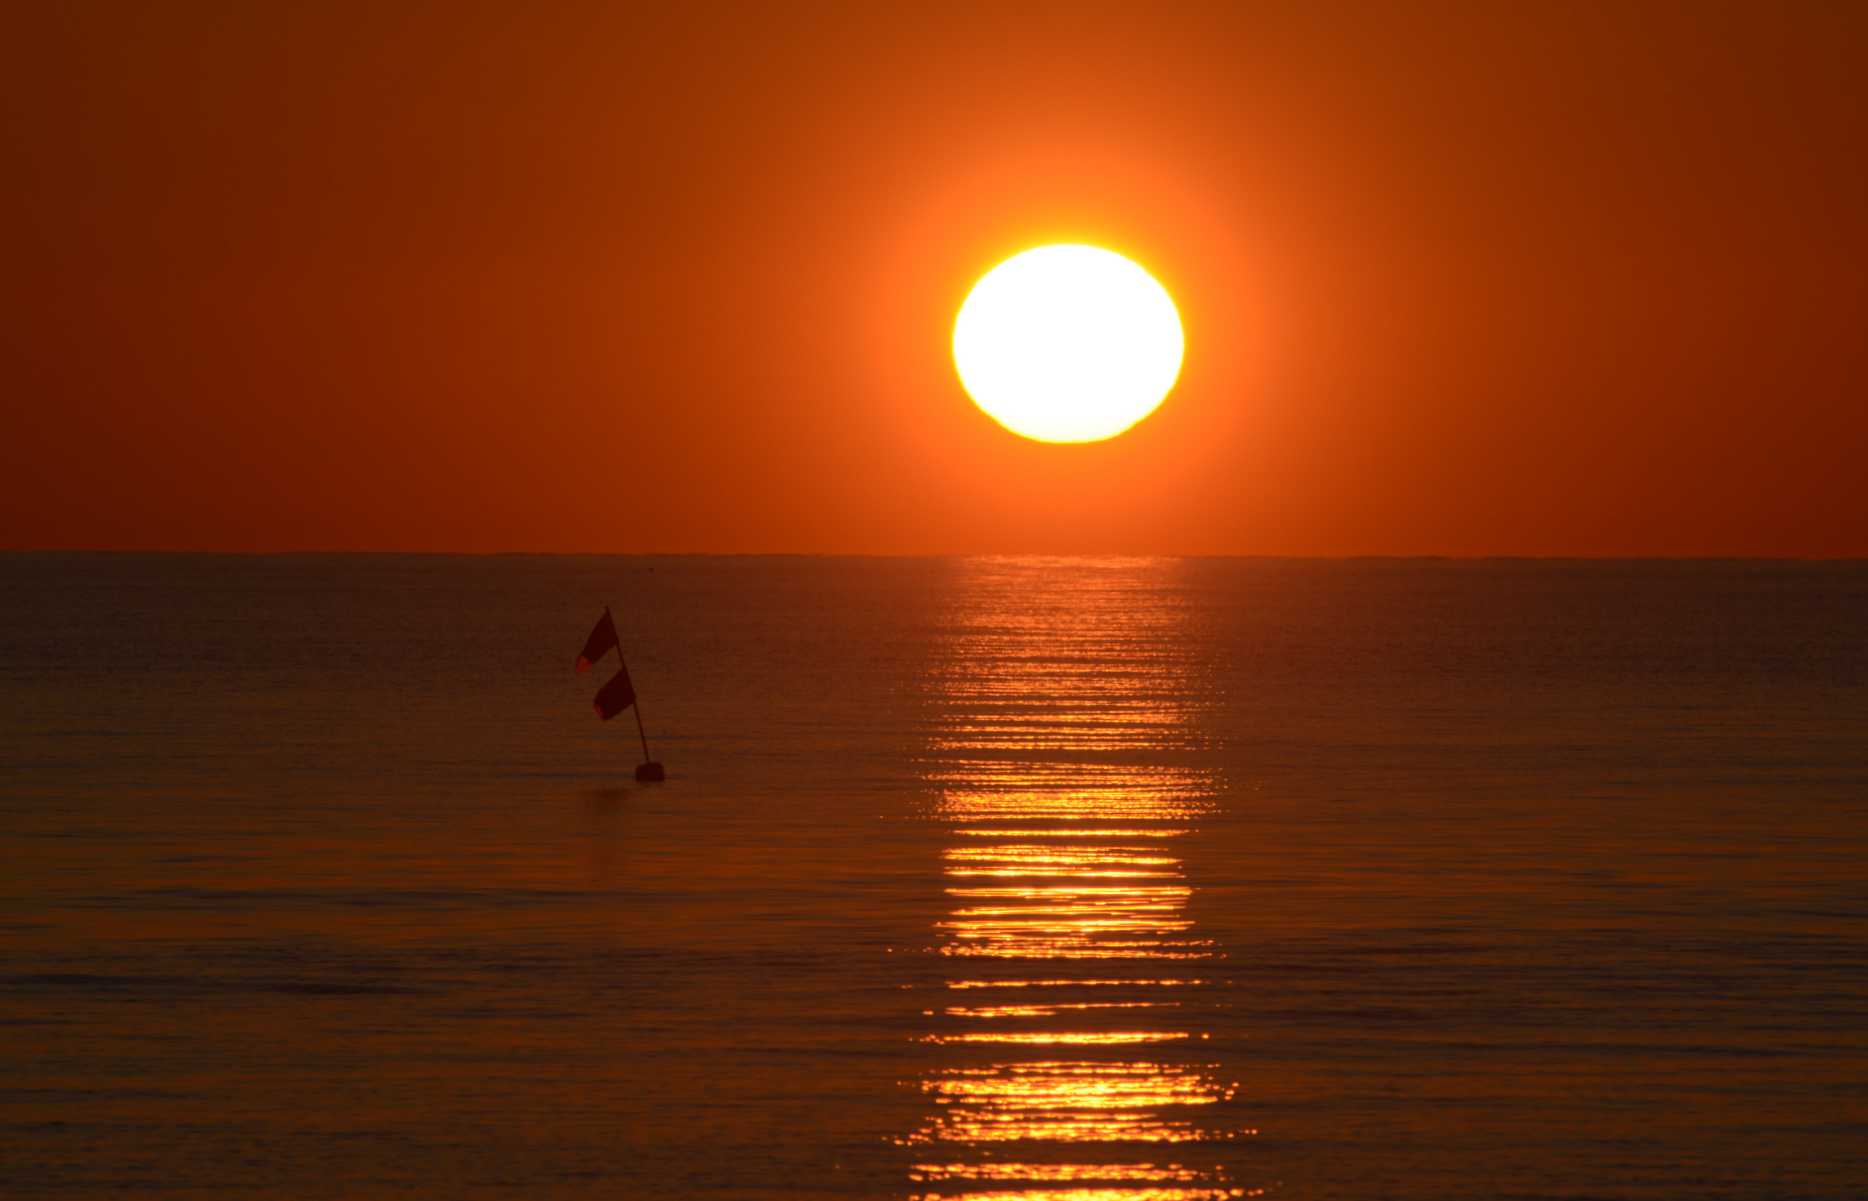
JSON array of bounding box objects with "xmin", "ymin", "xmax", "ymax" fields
[{"xmin": 2, "ymin": 555, "xmax": 1865, "ymax": 1199}]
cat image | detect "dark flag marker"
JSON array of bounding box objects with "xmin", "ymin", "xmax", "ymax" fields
[
  {"xmin": 574, "ymin": 606, "xmax": 665, "ymax": 782},
  {"xmin": 575, "ymin": 610, "xmax": 618, "ymax": 674},
  {"xmin": 593, "ymin": 663, "xmax": 635, "ymax": 720}
]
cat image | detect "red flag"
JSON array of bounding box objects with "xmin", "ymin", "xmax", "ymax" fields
[
  {"xmin": 575, "ymin": 610, "xmax": 619, "ymax": 674},
  {"xmin": 593, "ymin": 663, "xmax": 636, "ymax": 721}
]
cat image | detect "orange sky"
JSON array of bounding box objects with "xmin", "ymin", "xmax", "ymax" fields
[{"xmin": 4, "ymin": 3, "xmax": 1864, "ymax": 555}]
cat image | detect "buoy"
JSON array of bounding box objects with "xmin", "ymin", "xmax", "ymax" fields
[{"xmin": 574, "ymin": 606, "xmax": 669, "ymax": 787}]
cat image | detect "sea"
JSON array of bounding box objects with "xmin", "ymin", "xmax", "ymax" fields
[{"xmin": 2, "ymin": 554, "xmax": 1864, "ymax": 1200}]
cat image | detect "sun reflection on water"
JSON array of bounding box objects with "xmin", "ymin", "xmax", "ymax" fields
[{"xmin": 905, "ymin": 558, "xmax": 1262, "ymax": 1200}]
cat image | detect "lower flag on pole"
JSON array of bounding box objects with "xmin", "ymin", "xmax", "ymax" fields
[
  {"xmin": 576, "ymin": 610, "xmax": 619, "ymax": 674},
  {"xmin": 593, "ymin": 663, "xmax": 636, "ymax": 721}
]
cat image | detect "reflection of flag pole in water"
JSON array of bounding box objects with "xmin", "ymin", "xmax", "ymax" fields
[{"xmin": 575, "ymin": 605, "xmax": 665, "ymax": 782}]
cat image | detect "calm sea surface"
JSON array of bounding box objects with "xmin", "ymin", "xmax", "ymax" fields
[{"xmin": 2, "ymin": 555, "xmax": 1864, "ymax": 1199}]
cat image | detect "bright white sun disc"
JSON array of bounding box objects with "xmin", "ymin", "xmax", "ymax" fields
[{"xmin": 953, "ymin": 244, "xmax": 1183, "ymax": 443}]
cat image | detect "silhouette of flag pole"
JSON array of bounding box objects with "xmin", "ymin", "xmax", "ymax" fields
[
  {"xmin": 610, "ymin": 604, "xmax": 655, "ymax": 767},
  {"xmin": 577, "ymin": 604, "xmax": 664, "ymax": 781}
]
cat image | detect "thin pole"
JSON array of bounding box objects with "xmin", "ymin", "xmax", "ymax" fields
[
  {"xmin": 607, "ymin": 604, "xmax": 653, "ymax": 765},
  {"xmin": 632, "ymin": 697, "xmax": 653, "ymax": 766}
]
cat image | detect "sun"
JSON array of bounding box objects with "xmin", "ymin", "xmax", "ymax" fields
[{"xmin": 952, "ymin": 244, "xmax": 1184, "ymax": 444}]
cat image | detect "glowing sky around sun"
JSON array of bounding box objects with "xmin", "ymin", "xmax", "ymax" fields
[{"xmin": 3, "ymin": 5, "xmax": 1864, "ymax": 554}]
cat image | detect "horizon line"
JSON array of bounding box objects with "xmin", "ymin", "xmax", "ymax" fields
[{"xmin": 3, "ymin": 548, "xmax": 1864, "ymax": 564}]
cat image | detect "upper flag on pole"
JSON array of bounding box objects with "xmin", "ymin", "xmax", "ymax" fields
[{"xmin": 575, "ymin": 610, "xmax": 619, "ymax": 674}]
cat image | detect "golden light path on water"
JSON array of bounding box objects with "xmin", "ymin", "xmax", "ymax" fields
[{"xmin": 903, "ymin": 558, "xmax": 1265, "ymax": 1201}]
